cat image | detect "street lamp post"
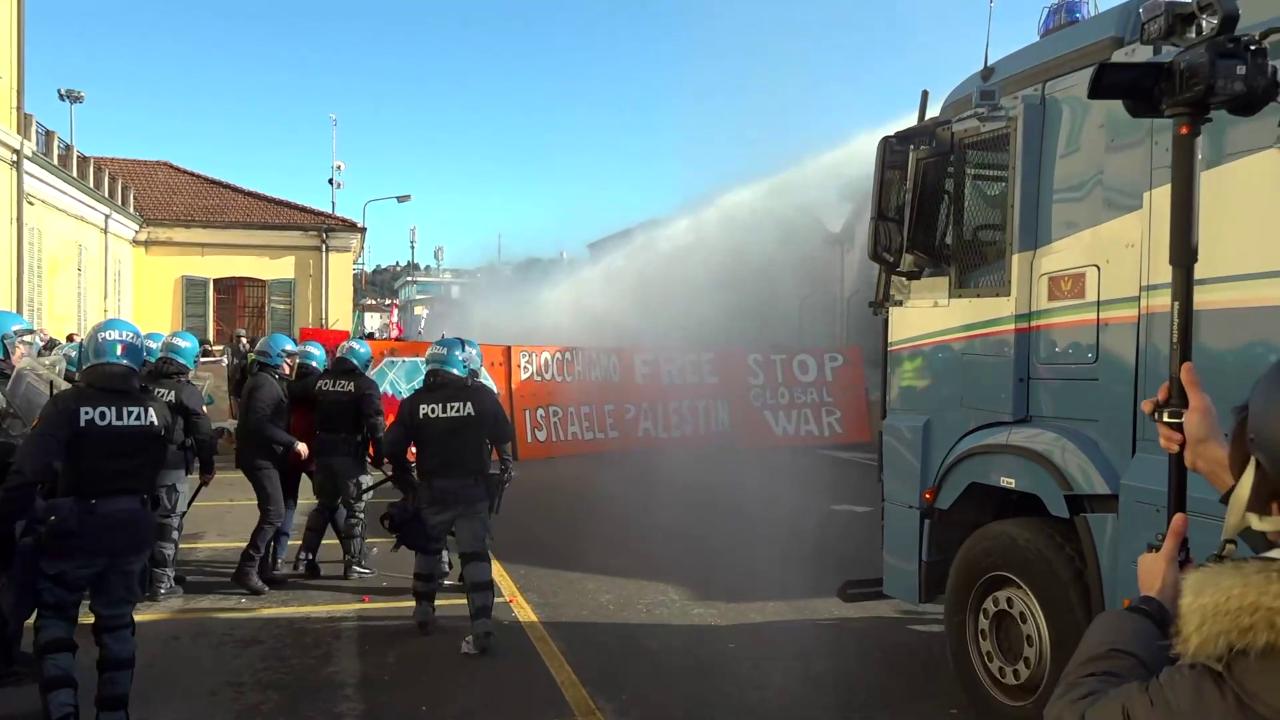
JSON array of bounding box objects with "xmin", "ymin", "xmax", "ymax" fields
[
  {"xmin": 56, "ymin": 88, "xmax": 85, "ymax": 146},
  {"xmin": 359, "ymin": 194, "xmax": 413, "ymax": 268}
]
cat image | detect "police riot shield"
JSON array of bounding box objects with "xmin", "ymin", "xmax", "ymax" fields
[{"xmin": 4, "ymin": 356, "xmax": 70, "ymax": 428}]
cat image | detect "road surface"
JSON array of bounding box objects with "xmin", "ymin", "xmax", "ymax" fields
[{"xmin": 1, "ymin": 447, "xmax": 971, "ymax": 719}]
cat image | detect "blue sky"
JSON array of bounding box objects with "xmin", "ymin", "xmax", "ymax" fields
[{"xmin": 25, "ymin": 1, "xmax": 1121, "ymax": 268}]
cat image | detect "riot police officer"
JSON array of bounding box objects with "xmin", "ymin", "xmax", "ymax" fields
[
  {"xmin": 56, "ymin": 342, "xmax": 81, "ymax": 385},
  {"xmin": 385, "ymin": 338, "xmax": 513, "ymax": 653},
  {"xmin": 233, "ymin": 333, "xmax": 305, "ymax": 595},
  {"xmin": 0, "ymin": 318, "xmax": 174, "ymax": 720},
  {"xmin": 277, "ymin": 340, "xmax": 343, "ymax": 573},
  {"xmin": 143, "ymin": 331, "xmax": 216, "ymax": 601},
  {"xmin": 0, "ymin": 311, "xmax": 35, "ymax": 384},
  {"xmin": 0, "ymin": 310, "xmax": 35, "ymax": 684},
  {"xmin": 300, "ymin": 338, "xmax": 384, "ymax": 579},
  {"xmin": 140, "ymin": 332, "xmax": 165, "ymax": 374}
]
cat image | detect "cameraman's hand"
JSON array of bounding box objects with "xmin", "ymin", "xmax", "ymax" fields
[
  {"xmin": 1141, "ymin": 362, "xmax": 1232, "ymax": 492},
  {"xmin": 1138, "ymin": 513, "xmax": 1189, "ymax": 615}
]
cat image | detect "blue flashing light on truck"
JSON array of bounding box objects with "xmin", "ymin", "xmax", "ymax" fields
[{"xmin": 866, "ymin": 0, "xmax": 1280, "ymax": 716}]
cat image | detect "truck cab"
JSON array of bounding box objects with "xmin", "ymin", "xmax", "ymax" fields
[{"xmin": 867, "ymin": 0, "xmax": 1280, "ymax": 716}]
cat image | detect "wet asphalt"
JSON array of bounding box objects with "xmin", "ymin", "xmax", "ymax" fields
[{"xmin": 0, "ymin": 446, "xmax": 972, "ymax": 720}]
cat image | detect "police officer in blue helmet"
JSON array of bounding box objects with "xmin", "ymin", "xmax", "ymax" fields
[
  {"xmin": 56, "ymin": 341, "xmax": 82, "ymax": 384},
  {"xmin": 140, "ymin": 332, "xmax": 166, "ymax": 373},
  {"xmin": 299, "ymin": 338, "xmax": 385, "ymax": 579},
  {"xmin": 385, "ymin": 337, "xmax": 513, "ymax": 653},
  {"xmin": 460, "ymin": 338, "xmax": 499, "ymax": 396},
  {"xmin": 0, "ymin": 318, "xmax": 174, "ymax": 719},
  {"xmin": 143, "ymin": 331, "xmax": 216, "ymax": 601},
  {"xmin": 0, "ymin": 311, "xmax": 36, "ymax": 382},
  {"xmin": 275, "ymin": 340, "xmax": 341, "ymax": 574},
  {"xmin": 232, "ymin": 333, "xmax": 305, "ymax": 595}
]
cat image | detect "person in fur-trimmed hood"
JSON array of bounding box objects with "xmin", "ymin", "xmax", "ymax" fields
[{"xmin": 1046, "ymin": 360, "xmax": 1280, "ymax": 719}]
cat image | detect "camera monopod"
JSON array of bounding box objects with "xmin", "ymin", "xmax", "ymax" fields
[{"xmin": 1088, "ymin": 0, "xmax": 1279, "ymax": 565}]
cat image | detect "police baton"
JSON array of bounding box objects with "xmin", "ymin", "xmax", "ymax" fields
[
  {"xmin": 180, "ymin": 480, "xmax": 209, "ymax": 519},
  {"xmin": 358, "ymin": 464, "xmax": 398, "ymax": 498}
]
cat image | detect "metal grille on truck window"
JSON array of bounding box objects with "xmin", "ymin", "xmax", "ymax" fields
[{"xmin": 952, "ymin": 128, "xmax": 1012, "ymax": 293}]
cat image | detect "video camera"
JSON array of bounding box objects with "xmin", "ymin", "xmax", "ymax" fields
[{"xmin": 1088, "ymin": 0, "xmax": 1278, "ymax": 118}]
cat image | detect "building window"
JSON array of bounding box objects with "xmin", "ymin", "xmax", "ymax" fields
[
  {"xmin": 182, "ymin": 276, "xmax": 211, "ymax": 342},
  {"xmin": 22, "ymin": 227, "xmax": 44, "ymax": 329},
  {"xmin": 76, "ymin": 244, "xmax": 86, "ymax": 334},
  {"xmin": 267, "ymin": 279, "xmax": 295, "ymax": 336},
  {"xmin": 214, "ymin": 277, "xmax": 268, "ymax": 341}
]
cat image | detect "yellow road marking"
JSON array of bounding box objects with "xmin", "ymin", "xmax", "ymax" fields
[
  {"xmin": 29, "ymin": 597, "xmax": 509, "ymax": 625},
  {"xmin": 193, "ymin": 499, "xmax": 391, "ymax": 506},
  {"xmin": 183, "ymin": 537, "xmax": 396, "ymax": 549},
  {"xmin": 491, "ymin": 556, "xmax": 603, "ymax": 720}
]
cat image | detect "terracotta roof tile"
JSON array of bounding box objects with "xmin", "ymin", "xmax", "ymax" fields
[{"xmin": 93, "ymin": 157, "xmax": 359, "ymax": 228}]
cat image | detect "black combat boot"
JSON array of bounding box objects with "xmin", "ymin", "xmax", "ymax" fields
[
  {"xmin": 258, "ymin": 557, "xmax": 289, "ymax": 587},
  {"xmin": 146, "ymin": 584, "xmax": 184, "ymax": 602},
  {"xmin": 231, "ymin": 567, "xmax": 269, "ymax": 596},
  {"xmin": 344, "ymin": 556, "xmax": 377, "ymax": 580}
]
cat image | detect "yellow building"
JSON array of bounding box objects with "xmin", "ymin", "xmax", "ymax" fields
[
  {"xmin": 3, "ymin": 0, "xmax": 22, "ymax": 312},
  {"xmin": 94, "ymin": 158, "xmax": 362, "ymax": 342}
]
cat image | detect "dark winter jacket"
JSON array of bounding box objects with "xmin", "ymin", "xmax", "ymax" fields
[
  {"xmin": 235, "ymin": 366, "xmax": 298, "ymax": 467},
  {"xmin": 1047, "ymin": 554, "xmax": 1280, "ymax": 720}
]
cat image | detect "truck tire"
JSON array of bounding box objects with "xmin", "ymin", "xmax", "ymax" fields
[{"xmin": 943, "ymin": 517, "xmax": 1091, "ymax": 719}]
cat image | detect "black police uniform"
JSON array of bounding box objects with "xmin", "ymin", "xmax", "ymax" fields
[
  {"xmin": 233, "ymin": 363, "xmax": 299, "ymax": 593},
  {"xmin": 277, "ymin": 362, "xmax": 343, "ymax": 572},
  {"xmin": 385, "ymin": 372, "xmax": 513, "ymax": 643},
  {"xmin": 0, "ymin": 364, "xmax": 173, "ymax": 720},
  {"xmin": 303, "ymin": 358, "xmax": 385, "ymax": 578},
  {"xmin": 142, "ymin": 358, "xmax": 215, "ymax": 598}
]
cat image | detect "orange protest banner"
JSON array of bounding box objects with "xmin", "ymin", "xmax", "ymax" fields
[{"xmin": 509, "ymin": 346, "xmax": 869, "ymax": 460}]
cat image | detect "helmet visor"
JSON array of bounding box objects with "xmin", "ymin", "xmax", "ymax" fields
[{"xmin": 4, "ymin": 329, "xmax": 39, "ymax": 364}]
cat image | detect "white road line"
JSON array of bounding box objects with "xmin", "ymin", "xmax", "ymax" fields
[{"xmin": 829, "ymin": 504, "xmax": 874, "ymax": 512}]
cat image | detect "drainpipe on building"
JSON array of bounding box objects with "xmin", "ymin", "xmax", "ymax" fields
[
  {"xmin": 14, "ymin": 0, "xmax": 26, "ymax": 311},
  {"xmin": 104, "ymin": 209, "xmax": 112, "ymax": 319},
  {"xmin": 320, "ymin": 227, "xmax": 330, "ymax": 328}
]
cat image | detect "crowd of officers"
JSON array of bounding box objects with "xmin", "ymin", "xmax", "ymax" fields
[{"xmin": 0, "ymin": 311, "xmax": 513, "ymax": 719}]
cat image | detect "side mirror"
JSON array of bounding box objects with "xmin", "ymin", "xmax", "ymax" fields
[{"xmin": 868, "ymin": 219, "xmax": 905, "ymax": 269}]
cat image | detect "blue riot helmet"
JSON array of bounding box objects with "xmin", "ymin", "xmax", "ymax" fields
[
  {"xmin": 0, "ymin": 310, "xmax": 35, "ymax": 363},
  {"xmin": 58, "ymin": 341, "xmax": 82, "ymax": 379},
  {"xmin": 336, "ymin": 338, "xmax": 374, "ymax": 374},
  {"xmin": 458, "ymin": 338, "xmax": 498, "ymax": 394},
  {"xmin": 459, "ymin": 339, "xmax": 483, "ymax": 375},
  {"xmin": 142, "ymin": 332, "xmax": 167, "ymax": 363},
  {"xmin": 82, "ymin": 318, "xmax": 146, "ymax": 372},
  {"xmin": 253, "ymin": 333, "xmax": 299, "ymax": 369},
  {"xmin": 424, "ymin": 337, "xmax": 468, "ymax": 379},
  {"xmin": 297, "ymin": 341, "xmax": 328, "ymax": 373},
  {"xmin": 159, "ymin": 331, "xmax": 201, "ymax": 371}
]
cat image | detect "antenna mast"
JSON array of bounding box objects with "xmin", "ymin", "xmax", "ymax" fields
[{"xmin": 981, "ymin": 0, "xmax": 996, "ymax": 81}]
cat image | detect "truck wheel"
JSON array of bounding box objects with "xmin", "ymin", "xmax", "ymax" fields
[{"xmin": 943, "ymin": 517, "xmax": 1091, "ymax": 719}]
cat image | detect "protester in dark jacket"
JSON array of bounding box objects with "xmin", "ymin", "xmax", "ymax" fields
[
  {"xmin": 226, "ymin": 329, "xmax": 251, "ymax": 419},
  {"xmin": 1047, "ymin": 360, "xmax": 1280, "ymax": 720}
]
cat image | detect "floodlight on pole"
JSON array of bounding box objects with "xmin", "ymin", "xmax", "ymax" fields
[{"xmin": 56, "ymin": 88, "xmax": 85, "ymax": 146}]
